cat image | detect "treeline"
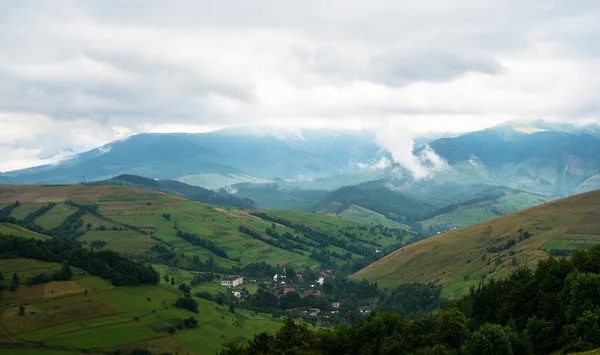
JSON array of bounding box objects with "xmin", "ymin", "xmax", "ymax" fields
[
  {"xmin": 222, "ymin": 245, "xmax": 600, "ymax": 354},
  {"xmin": 20, "ymin": 202, "xmax": 56, "ymax": 227},
  {"xmin": 0, "ymin": 234, "xmax": 159, "ymax": 286},
  {"xmin": 250, "ymin": 213, "xmax": 373, "ymax": 257},
  {"xmin": 25, "ymin": 262, "xmax": 72, "ymax": 286},
  {"xmin": 0, "ymin": 200, "xmax": 93, "ymax": 241},
  {"xmin": 0, "ymin": 201, "xmax": 20, "ymax": 219},
  {"xmin": 175, "ymin": 229, "xmax": 229, "ymax": 259}
]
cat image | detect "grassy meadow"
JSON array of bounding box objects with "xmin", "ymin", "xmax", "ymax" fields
[{"xmin": 353, "ymin": 190, "xmax": 600, "ymax": 297}]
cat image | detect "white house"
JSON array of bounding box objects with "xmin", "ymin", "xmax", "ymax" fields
[
  {"xmin": 221, "ymin": 275, "xmax": 243, "ymax": 287},
  {"xmin": 317, "ymin": 277, "xmax": 325, "ymax": 286}
]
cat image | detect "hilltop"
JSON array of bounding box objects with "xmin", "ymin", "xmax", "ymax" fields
[
  {"xmin": 352, "ymin": 189, "xmax": 600, "ymax": 297},
  {"xmin": 101, "ymin": 174, "xmax": 255, "ymax": 208}
]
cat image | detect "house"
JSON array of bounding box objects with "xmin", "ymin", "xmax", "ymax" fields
[
  {"xmin": 283, "ymin": 287, "xmax": 296, "ymax": 294},
  {"xmin": 317, "ymin": 277, "xmax": 325, "ymax": 286},
  {"xmin": 321, "ymin": 270, "xmax": 333, "ymax": 277},
  {"xmin": 314, "ymin": 291, "xmax": 321, "ymax": 296},
  {"xmin": 296, "ymin": 273, "xmax": 303, "ymax": 281},
  {"xmin": 303, "ymin": 290, "xmax": 313, "ymax": 296},
  {"xmin": 232, "ymin": 290, "xmax": 241, "ymax": 298},
  {"xmin": 332, "ymin": 302, "xmax": 341, "ymax": 309},
  {"xmin": 221, "ymin": 275, "xmax": 243, "ymax": 287}
]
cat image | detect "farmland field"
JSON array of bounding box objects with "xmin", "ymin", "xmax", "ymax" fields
[{"xmin": 0, "ymin": 223, "xmax": 48, "ymax": 240}]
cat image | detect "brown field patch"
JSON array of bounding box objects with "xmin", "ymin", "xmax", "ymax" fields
[
  {"xmin": 3, "ymin": 298, "xmax": 119, "ymax": 333},
  {"xmin": 115, "ymin": 337, "xmax": 186, "ymax": 355},
  {"xmin": 44, "ymin": 281, "xmax": 85, "ymax": 299}
]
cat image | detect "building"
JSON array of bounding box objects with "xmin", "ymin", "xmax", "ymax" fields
[
  {"xmin": 221, "ymin": 275, "xmax": 243, "ymax": 287},
  {"xmin": 332, "ymin": 302, "xmax": 341, "ymax": 309}
]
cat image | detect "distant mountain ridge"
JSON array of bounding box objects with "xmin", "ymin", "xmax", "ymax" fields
[
  {"xmin": 3, "ymin": 121, "xmax": 600, "ymax": 199},
  {"xmin": 1, "ymin": 130, "xmax": 380, "ymax": 184}
]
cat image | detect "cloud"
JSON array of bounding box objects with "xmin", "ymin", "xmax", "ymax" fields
[
  {"xmin": 374, "ymin": 120, "xmax": 448, "ymax": 179},
  {"xmin": 1, "ymin": 1, "xmax": 600, "ymax": 170}
]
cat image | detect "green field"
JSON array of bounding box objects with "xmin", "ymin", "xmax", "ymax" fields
[
  {"xmin": 353, "ymin": 190, "xmax": 600, "ymax": 297},
  {"xmin": 336, "ymin": 205, "xmax": 408, "ymax": 229},
  {"xmin": 0, "ymin": 257, "xmax": 286, "ymax": 355},
  {"xmin": 34, "ymin": 203, "xmax": 78, "ymax": 229},
  {"xmin": 420, "ymin": 192, "xmax": 550, "ymax": 229},
  {"xmin": 0, "ymin": 184, "xmax": 405, "ymax": 270},
  {"xmin": 0, "ymin": 223, "xmax": 48, "ymax": 240}
]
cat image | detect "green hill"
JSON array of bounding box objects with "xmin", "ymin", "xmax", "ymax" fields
[
  {"xmin": 0, "ymin": 183, "xmax": 414, "ymax": 354},
  {"xmin": 0, "ymin": 184, "xmax": 411, "ymax": 272},
  {"xmin": 352, "ymin": 189, "xmax": 600, "ymax": 298},
  {"xmin": 102, "ymin": 174, "xmax": 256, "ymax": 208}
]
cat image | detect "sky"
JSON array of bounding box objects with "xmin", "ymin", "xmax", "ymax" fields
[{"xmin": 1, "ymin": 1, "xmax": 600, "ymax": 172}]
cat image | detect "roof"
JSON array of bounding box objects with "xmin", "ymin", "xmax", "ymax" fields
[{"xmin": 223, "ymin": 275, "xmax": 242, "ymax": 281}]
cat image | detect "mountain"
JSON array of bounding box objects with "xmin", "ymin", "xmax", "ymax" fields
[
  {"xmin": 2, "ymin": 130, "xmax": 380, "ymax": 184},
  {"xmin": 101, "ymin": 174, "xmax": 256, "ymax": 208},
  {"xmin": 429, "ymin": 126, "xmax": 600, "ymax": 196},
  {"xmin": 352, "ymin": 189, "xmax": 600, "ymax": 297}
]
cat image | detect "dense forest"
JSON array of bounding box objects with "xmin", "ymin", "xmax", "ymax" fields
[{"xmin": 219, "ymin": 245, "xmax": 600, "ymax": 354}]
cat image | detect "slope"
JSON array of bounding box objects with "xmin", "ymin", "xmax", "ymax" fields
[
  {"xmin": 102, "ymin": 174, "xmax": 255, "ymax": 208},
  {"xmin": 352, "ymin": 189, "xmax": 600, "ymax": 298},
  {"xmin": 0, "ymin": 184, "xmax": 411, "ymax": 271}
]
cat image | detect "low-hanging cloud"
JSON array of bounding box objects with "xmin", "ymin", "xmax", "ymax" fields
[
  {"xmin": 2, "ymin": 1, "xmax": 600, "ymax": 170},
  {"xmin": 375, "ymin": 121, "xmax": 448, "ymax": 179}
]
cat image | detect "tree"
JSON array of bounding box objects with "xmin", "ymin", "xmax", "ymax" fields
[
  {"xmin": 171, "ymin": 276, "xmax": 175, "ymax": 286},
  {"xmin": 467, "ymin": 323, "xmax": 512, "ymax": 355},
  {"xmin": 229, "ymin": 303, "xmax": 236, "ymax": 314},
  {"xmin": 163, "ymin": 274, "xmax": 170, "ymax": 284},
  {"xmin": 174, "ymin": 295, "xmax": 198, "ymax": 313},
  {"xmin": 434, "ymin": 308, "xmax": 470, "ymax": 350},
  {"xmin": 19, "ymin": 305, "xmax": 25, "ymax": 316},
  {"xmin": 10, "ymin": 273, "xmax": 20, "ymax": 291}
]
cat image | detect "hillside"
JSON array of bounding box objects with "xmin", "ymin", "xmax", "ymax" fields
[
  {"xmin": 102, "ymin": 174, "xmax": 255, "ymax": 208},
  {"xmin": 0, "ymin": 184, "xmax": 411, "ymax": 271},
  {"xmin": 352, "ymin": 189, "xmax": 600, "ymax": 297}
]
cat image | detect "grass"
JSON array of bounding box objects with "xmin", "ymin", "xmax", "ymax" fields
[
  {"xmin": 0, "ymin": 223, "xmax": 49, "ymax": 240},
  {"xmin": 337, "ymin": 205, "xmax": 408, "ymax": 229},
  {"xmin": 420, "ymin": 192, "xmax": 550, "ymax": 229},
  {"xmin": 34, "ymin": 203, "xmax": 78, "ymax": 229},
  {"xmin": 0, "ymin": 184, "xmax": 404, "ymax": 271},
  {"xmin": 353, "ymin": 190, "xmax": 600, "ymax": 297},
  {"xmin": 2, "ymin": 271, "xmax": 285, "ymax": 354}
]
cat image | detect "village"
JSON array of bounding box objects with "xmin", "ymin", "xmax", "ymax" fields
[{"xmin": 219, "ymin": 268, "xmax": 374, "ymax": 326}]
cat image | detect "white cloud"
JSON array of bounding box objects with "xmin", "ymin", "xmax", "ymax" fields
[{"xmin": 1, "ymin": 1, "xmax": 600, "ymax": 171}]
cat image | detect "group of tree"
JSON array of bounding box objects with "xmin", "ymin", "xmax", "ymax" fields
[
  {"xmin": 173, "ymin": 281, "xmax": 199, "ymax": 313},
  {"xmin": 0, "ymin": 234, "xmax": 159, "ymax": 286},
  {"xmin": 175, "ymin": 229, "xmax": 229, "ymax": 259},
  {"xmin": 219, "ymin": 244, "xmax": 600, "ymax": 354},
  {"xmin": 25, "ymin": 262, "xmax": 73, "ymax": 286}
]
